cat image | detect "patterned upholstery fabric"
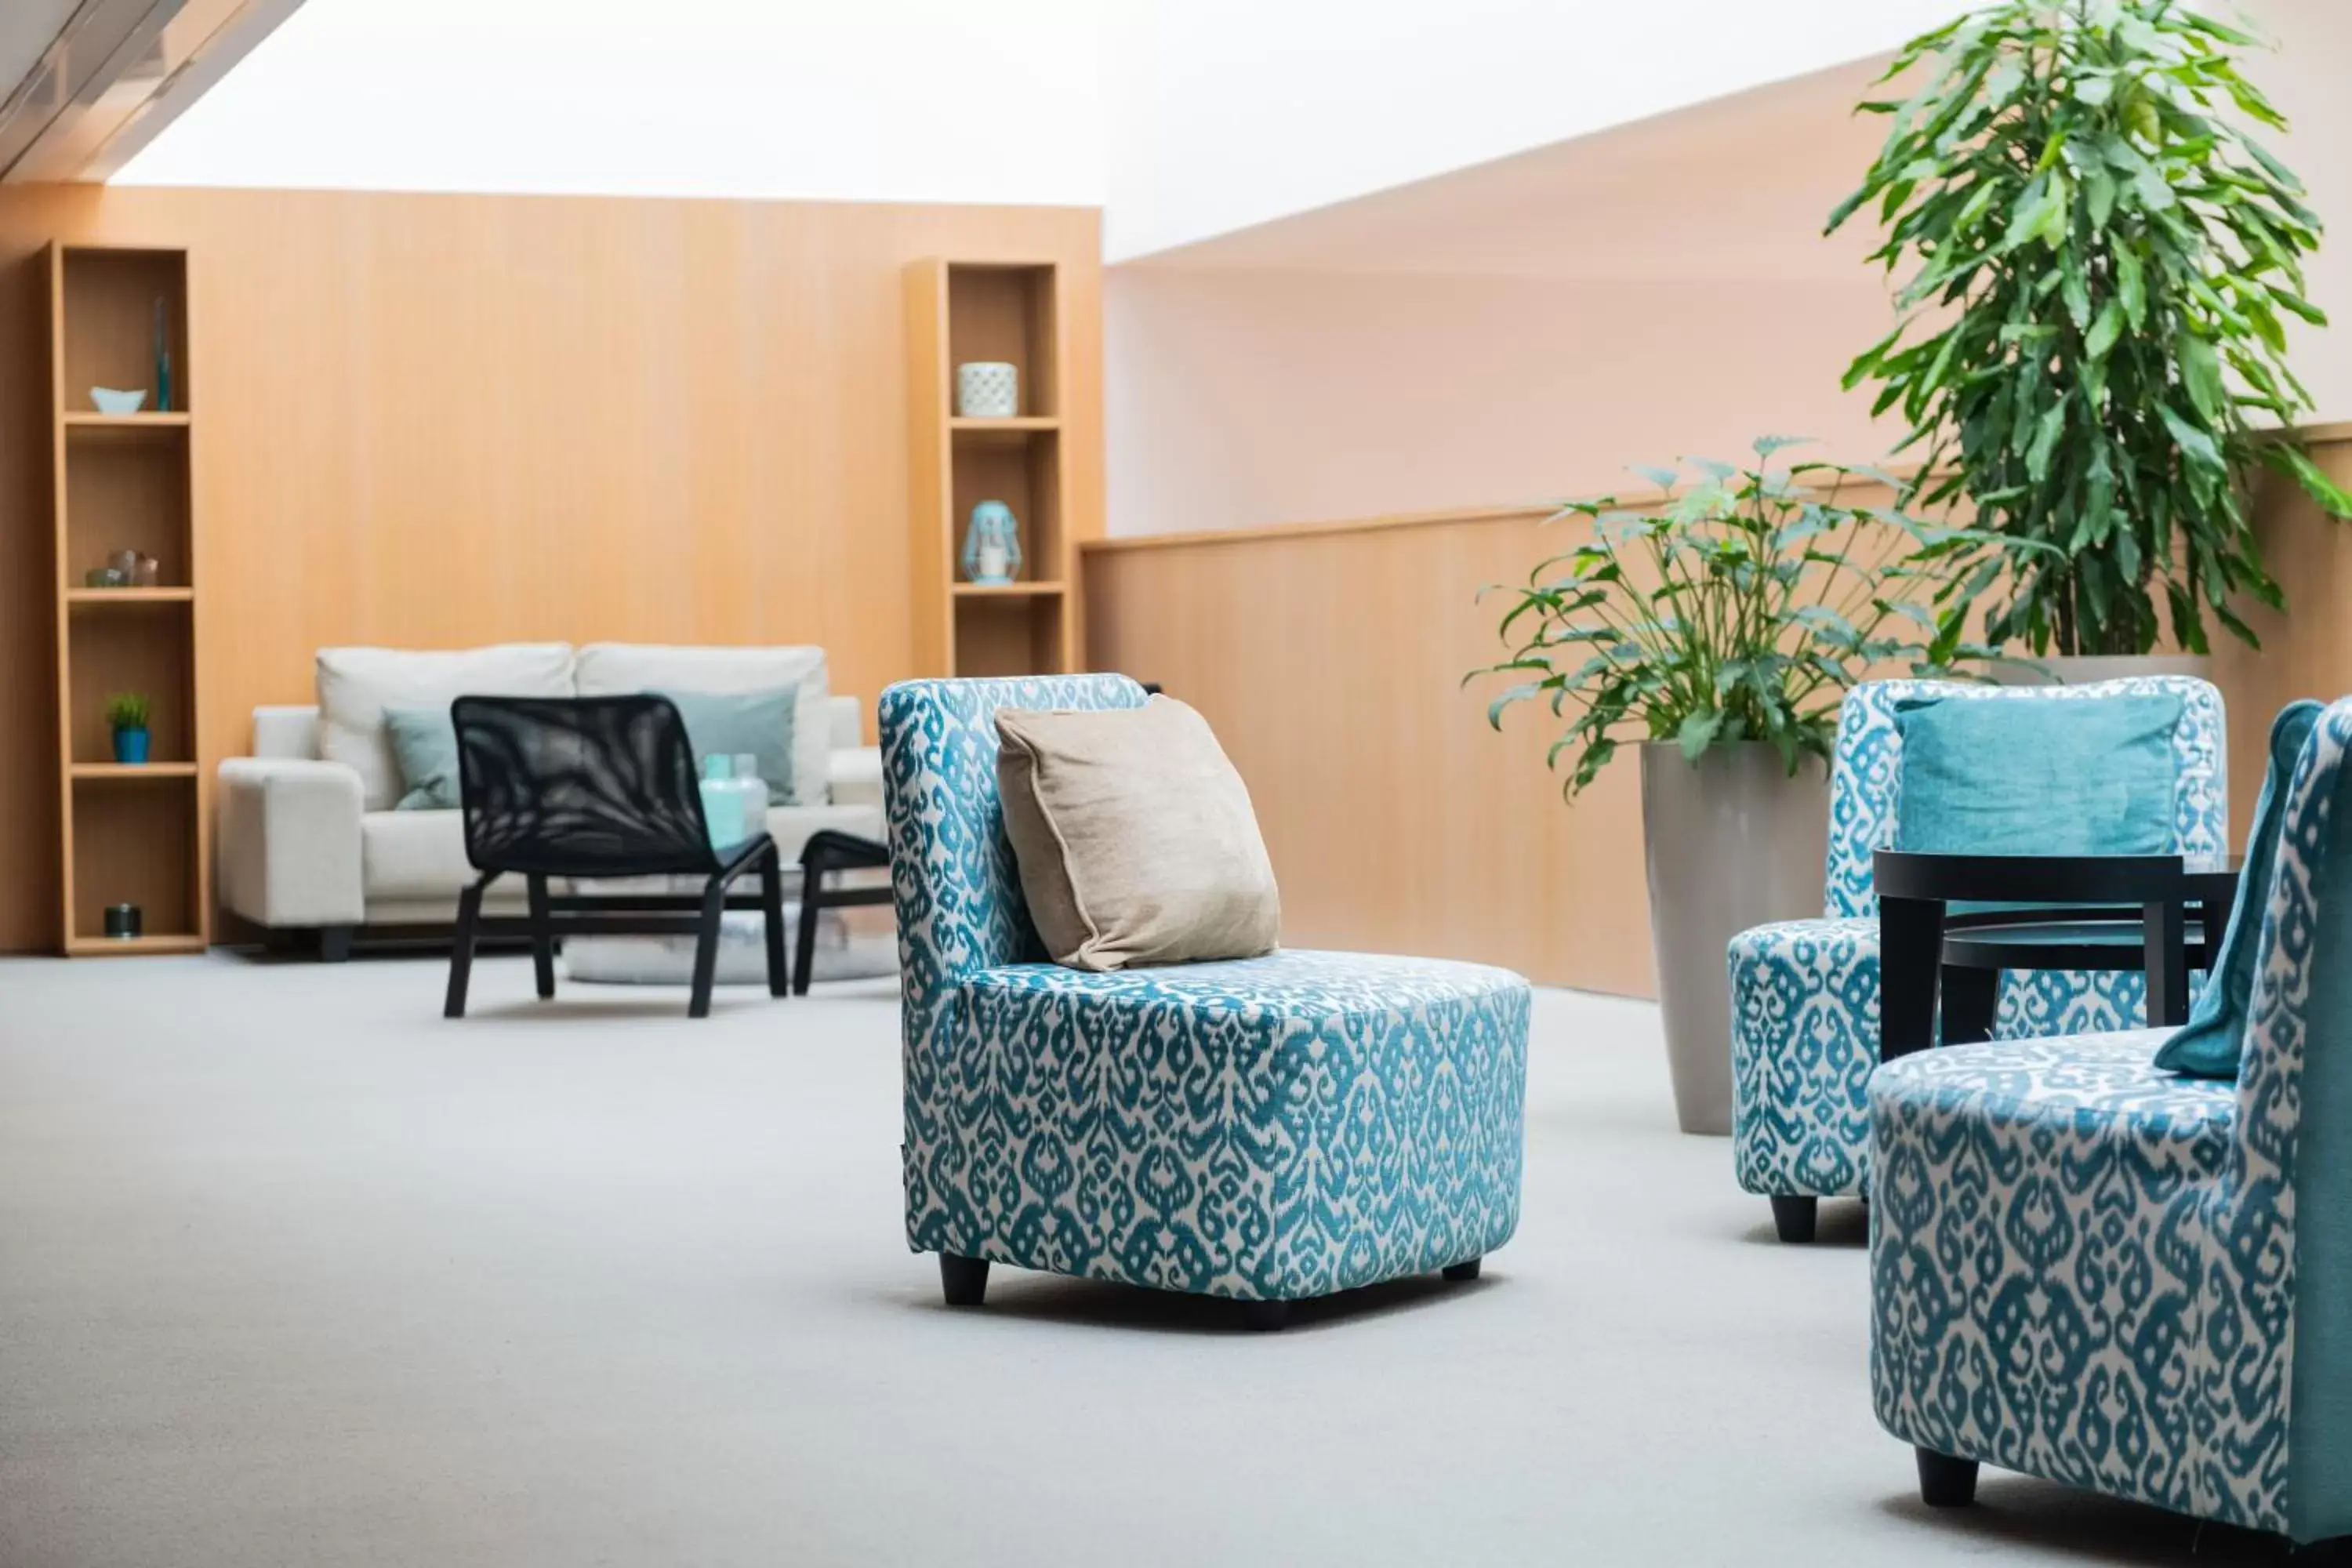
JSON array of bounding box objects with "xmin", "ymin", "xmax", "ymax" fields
[
  {"xmin": 1869, "ymin": 699, "xmax": 2352, "ymax": 1541},
  {"xmin": 880, "ymin": 677, "xmax": 1529, "ymax": 1302},
  {"xmin": 1730, "ymin": 677, "xmax": 2227, "ymax": 1200}
]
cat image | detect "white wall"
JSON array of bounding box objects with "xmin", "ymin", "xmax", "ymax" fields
[
  {"xmin": 1099, "ymin": 0, "xmax": 1962, "ymax": 261},
  {"xmin": 1105, "ymin": 267, "xmax": 1897, "ymax": 535},
  {"xmin": 1102, "ymin": 0, "xmax": 2352, "ymax": 537},
  {"xmin": 112, "ymin": 0, "xmax": 1107, "ymax": 207}
]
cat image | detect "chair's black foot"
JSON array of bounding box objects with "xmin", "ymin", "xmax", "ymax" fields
[
  {"xmin": 1771, "ymin": 1195, "xmax": 1819, "ymax": 1244},
  {"xmin": 1243, "ymin": 1299, "xmax": 1291, "ymax": 1332},
  {"xmin": 938, "ymin": 1254, "xmax": 989, "ymax": 1308},
  {"xmin": 1915, "ymin": 1447, "xmax": 1980, "ymax": 1508},
  {"xmin": 1443, "ymin": 1258, "xmax": 1482, "ymax": 1282},
  {"xmin": 318, "ymin": 925, "xmax": 354, "ymax": 963}
]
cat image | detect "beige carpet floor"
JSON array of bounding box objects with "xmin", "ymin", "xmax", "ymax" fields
[{"xmin": 0, "ymin": 952, "xmax": 2303, "ymax": 1566}]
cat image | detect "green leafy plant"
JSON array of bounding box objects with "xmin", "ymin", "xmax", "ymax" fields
[
  {"xmin": 1831, "ymin": 0, "xmax": 2347, "ymax": 658},
  {"xmin": 105, "ymin": 691, "xmax": 151, "ymax": 732},
  {"xmin": 1472, "ymin": 441, "xmax": 2039, "ymax": 799}
]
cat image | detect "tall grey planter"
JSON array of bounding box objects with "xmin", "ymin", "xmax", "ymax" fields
[{"xmin": 1639, "ymin": 742, "xmax": 1830, "ymax": 1136}]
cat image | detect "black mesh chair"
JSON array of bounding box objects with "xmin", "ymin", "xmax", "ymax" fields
[{"xmin": 444, "ymin": 695, "xmax": 787, "ymax": 1019}]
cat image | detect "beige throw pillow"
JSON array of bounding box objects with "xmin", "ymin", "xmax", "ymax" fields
[{"xmin": 996, "ymin": 696, "xmax": 1280, "ymax": 971}]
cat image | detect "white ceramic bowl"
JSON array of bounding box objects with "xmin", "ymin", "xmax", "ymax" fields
[{"xmin": 90, "ymin": 387, "xmax": 148, "ymax": 415}]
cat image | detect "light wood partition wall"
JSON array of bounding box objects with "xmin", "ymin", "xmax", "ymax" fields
[
  {"xmin": 1083, "ymin": 428, "xmax": 2352, "ymax": 999},
  {"xmin": 0, "ymin": 186, "xmax": 1103, "ymax": 953},
  {"xmin": 1086, "ymin": 503, "xmax": 1659, "ymax": 997},
  {"xmin": 2211, "ymin": 425, "xmax": 2352, "ymax": 844}
]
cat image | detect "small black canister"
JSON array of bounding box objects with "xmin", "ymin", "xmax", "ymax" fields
[{"xmin": 103, "ymin": 903, "xmax": 142, "ymax": 939}]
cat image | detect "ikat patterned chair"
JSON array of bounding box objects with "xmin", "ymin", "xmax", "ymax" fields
[
  {"xmin": 880, "ymin": 674, "xmax": 1529, "ymax": 1330},
  {"xmin": 1867, "ymin": 697, "xmax": 2352, "ymax": 1547},
  {"xmin": 1729, "ymin": 677, "xmax": 2227, "ymax": 1242}
]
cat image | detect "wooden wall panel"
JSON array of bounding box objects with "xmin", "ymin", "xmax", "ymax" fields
[
  {"xmin": 2210, "ymin": 430, "xmax": 2352, "ymax": 844},
  {"xmin": 1085, "ymin": 506, "xmax": 1658, "ymax": 997},
  {"xmin": 0, "ymin": 185, "xmax": 1103, "ymax": 953},
  {"xmin": 1084, "ymin": 430, "xmax": 2352, "ymax": 999}
]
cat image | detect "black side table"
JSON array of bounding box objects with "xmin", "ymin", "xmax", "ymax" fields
[
  {"xmin": 1875, "ymin": 851, "xmax": 2240, "ymax": 1062},
  {"xmin": 796, "ymin": 829, "xmax": 893, "ymax": 995}
]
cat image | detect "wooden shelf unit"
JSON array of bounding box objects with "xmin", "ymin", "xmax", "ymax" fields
[
  {"xmin": 45, "ymin": 244, "xmax": 205, "ymax": 955},
  {"xmin": 906, "ymin": 260, "xmax": 1076, "ymax": 677}
]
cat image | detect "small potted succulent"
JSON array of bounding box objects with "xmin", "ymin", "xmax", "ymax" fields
[{"xmin": 106, "ymin": 691, "xmax": 152, "ymax": 765}]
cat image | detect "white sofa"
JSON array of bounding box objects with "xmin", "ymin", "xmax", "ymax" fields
[{"xmin": 216, "ymin": 642, "xmax": 884, "ymax": 953}]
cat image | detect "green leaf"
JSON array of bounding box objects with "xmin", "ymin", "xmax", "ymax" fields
[
  {"xmin": 2179, "ymin": 334, "xmax": 2224, "ymax": 421},
  {"xmin": 2158, "ymin": 405, "xmax": 2226, "ymax": 474},
  {"xmin": 2084, "ymin": 297, "xmax": 2124, "ymax": 361},
  {"xmin": 2025, "ymin": 401, "xmax": 2067, "ymax": 483},
  {"xmin": 2116, "ymin": 247, "xmax": 2146, "ymax": 328},
  {"xmin": 1486, "ymin": 684, "xmax": 1539, "ymax": 731},
  {"xmin": 1676, "ymin": 710, "xmax": 1723, "ymax": 763}
]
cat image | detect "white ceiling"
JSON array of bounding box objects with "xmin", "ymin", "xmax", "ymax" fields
[{"xmin": 111, "ymin": 0, "xmax": 1109, "ymax": 207}]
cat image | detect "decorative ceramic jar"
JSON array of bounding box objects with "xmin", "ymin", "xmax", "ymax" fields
[
  {"xmin": 961, "ymin": 500, "xmax": 1022, "ymax": 585},
  {"xmin": 955, "ymin": 361, "xmax": 1019, "ymax": 419}
]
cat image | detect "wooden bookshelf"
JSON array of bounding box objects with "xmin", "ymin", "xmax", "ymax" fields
[
  {"xmin": 45, "ymin": 244, "xmax": 206, "ymax": 955},
  {"xmin": 905, "ymin": 260, "xmax": 1075, "ymax": 677}
]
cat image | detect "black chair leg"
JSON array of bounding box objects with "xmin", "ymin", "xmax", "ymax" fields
[
  {"xmin": 939, "ymin": 1254, "xmax": 989, "ymax": 1307},
  {"xmin": 794, "ymin": 854, "xmax": 822, "ymax": 996},
  {"xmin": 318, "ymin": 925, "xmax": 354, "ymax": 963},
  {"xmin": 526, "ymin": 873, "xmax": 556, "ymax": 1000},
  {"xmin": 1772, "ymin": 1196, "xmax": 1819, "ymax": 1244},
  {"xmin": 1915, "ymin": 1448, "xmax": 1980, "ymax": 1508},
  {"xmin": 760, "ymin": 850, "xmax": 789, "ymax": 998},
  {"xmin": 444, "ymin": 879, "xmax": 488, "ymax": 1018},
  {"xmin": 1443, "ymin": 1258, "xmax": 1482, "ymax": 1282},
  {"xmin": 688, "ymin": 876, "xmax": 728, "ymax": 1019}
]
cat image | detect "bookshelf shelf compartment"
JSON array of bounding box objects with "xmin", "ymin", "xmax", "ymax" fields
[
  {"xmin": 47, "ymin": 242, "xmax": 206, "ymax": 956},
  {"xmin": 64, "ymin": 412, "xmax": 191, "ymax": 429},
  {"xmin": 952, "ymin": 582, "xmax": 1065, "ymax": 598},
  {"xmin": 67, "ymin": 588, "xmax": 195, "ymax": 605},
  {"xmin": 907, "ymin": 258, "xmax": 1079, "ymax": 679},
  {"xmin": 72, "ymin": 763, "xmax": 200, "ymax": 780}
]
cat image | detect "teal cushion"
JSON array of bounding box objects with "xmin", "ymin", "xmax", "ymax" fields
[
  {"xmin": 2157, "ymin": 700, "xmax": 2324, "ymax": 1080},
  {"xmin": 1893, "ymin": 694, "xmax": 2184, "ymax": 856},
  {"xmin": 383, "ymin": 703, "xmax": 462, "ymax": 811},
  {"xmin": 658, "ymin": 687, "xmax": 799, "ymax": 806}
]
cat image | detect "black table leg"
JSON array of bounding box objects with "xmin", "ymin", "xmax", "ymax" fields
[
  {"xmin": 1940, "ymin": 964, "xmax": 2000, "ymax": 1047},
  {"xmin": 2143, "ymin": 898, "xmax": 2190, "ymax": 1026},
  {"xmin": 795, "ymin": 851, "xmax": 825, "ymax": 997},
  {"xmin": 1879, "ymin": 895, "xmax": 1946, "ymax": 1062}
]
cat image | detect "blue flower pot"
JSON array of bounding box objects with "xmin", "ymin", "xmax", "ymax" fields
[{"xmin": 113, "ymin": 727, "xmax": 150, "ymax": 764}]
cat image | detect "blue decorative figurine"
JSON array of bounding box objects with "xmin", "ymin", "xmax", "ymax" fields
[{"xmin": 960, "ymin": 499, "xmax": 1021, "ymax": 585}]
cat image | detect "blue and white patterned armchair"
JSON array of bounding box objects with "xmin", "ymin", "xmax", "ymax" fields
[
  {"xmin": 1867, "ymin": 697, "xmax": 2352, "ymax": 1545},
  {"xmin": 1728, "ymin": 677, "xmax": 2227, "ymax": 1241},
  {"xmin": 880, "ymin": 674, "xmax": 1529, "ymax": 1327}
]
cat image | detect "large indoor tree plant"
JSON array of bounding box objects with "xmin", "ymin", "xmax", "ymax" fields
[
  {"xmin": 1473, "ymin": 441, "xmax": 2031, "ymax": 1132},
  {"xmin": 1830, "ymin": 0, "xmax": 2347, "ymax": 662}
]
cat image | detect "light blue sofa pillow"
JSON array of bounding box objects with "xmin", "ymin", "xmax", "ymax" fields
[
  {"xmin": 658, "ymin": 686, "xmax": 800, "ymax": 806},
  {"xmin": 2157, "ymin": 699, "xmax": 2325, "ymax": 1080},
  {"xmin": 383, "ymin": 703, "xmax": 462, "ymax": 811},
  {"xmin": 1893, "ymin": 693, "xmax": 2184, "ymax": 857}
]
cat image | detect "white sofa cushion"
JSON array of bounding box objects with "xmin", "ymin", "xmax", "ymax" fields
[
  {"xmin": 318, "ymin": 644, "xmax": 576, "ymax": 811},
  {"xmin": 575, "ymin": 643, "xmax": 829, "ymax": 808},
  {"xmin": 361, "ymin": 810, "xmax": 478, "ymax": 901}
]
